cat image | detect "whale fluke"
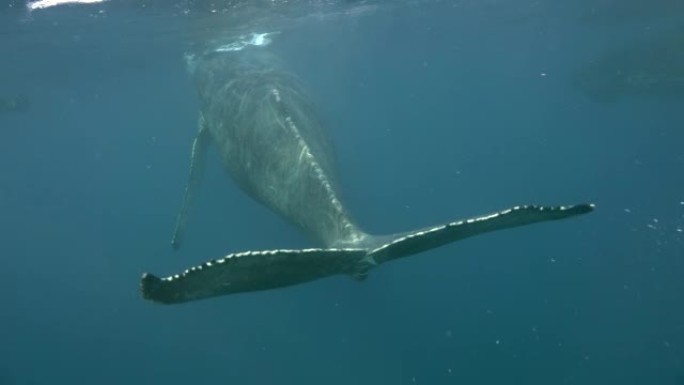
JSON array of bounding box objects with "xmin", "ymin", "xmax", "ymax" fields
[
  {"xmin": 370, "ymin": 203, "xmax": 594, "ymax": 264},
  {"xmin": 142, "ymin": 248, "xmax": 368, "ymax": 304},
  {"xmin": 141, "ymin": 203, "xmax": 593, "ymax": 304}
]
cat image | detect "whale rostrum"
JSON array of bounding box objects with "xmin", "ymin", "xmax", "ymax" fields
[{"xmin": 140, "ymin": 45, "xmax": 594, "ymax": 305}]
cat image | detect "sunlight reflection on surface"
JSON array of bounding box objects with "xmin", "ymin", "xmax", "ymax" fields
[{"xmin": 27, "ymin": 0, "xmax": 106, "ymax": 11}]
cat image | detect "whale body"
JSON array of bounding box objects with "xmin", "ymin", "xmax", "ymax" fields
[{"xmin": 140, "ymin": 44, "xmax": 593, "ymax": 305}]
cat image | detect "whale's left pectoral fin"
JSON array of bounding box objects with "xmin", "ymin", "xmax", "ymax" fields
[
  {"xmin": 370, "ymin": 203, "xmax": 595, "ymax": 264},
  {"xmin": 141, "ymin": 248, "xmax": 367, "ymax": 304},
  {"xmin": 171, "ymin": 114, "xmax": 210, "ymax": 251}
]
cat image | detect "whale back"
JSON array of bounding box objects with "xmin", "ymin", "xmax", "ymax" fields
[{"xmin": 193, "ymin": 48, "xmax": 366, "ymax": 247}]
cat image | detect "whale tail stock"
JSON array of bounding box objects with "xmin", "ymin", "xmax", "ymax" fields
[{"xmin": 141, "ymin": 203, "xmax": 594, "ymax": 304}]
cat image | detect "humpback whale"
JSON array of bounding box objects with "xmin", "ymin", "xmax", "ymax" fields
[{"xmin": 141, "ymin": 35, "xmax": 594, "ymax": 304}]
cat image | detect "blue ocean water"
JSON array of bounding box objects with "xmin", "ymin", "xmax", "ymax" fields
[{"xmin": 1, "ymin": 0, "xmax": 683, "ymax": 384}]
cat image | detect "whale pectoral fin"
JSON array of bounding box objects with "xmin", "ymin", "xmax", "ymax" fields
[
  {"xmin": 370, "ymin": 204, "xmax": 595, "ymax": 264},
  {"xmin": 141, "ymin": 248, "xmax": 367, "ymax": 304},
  {"xmin": 171, "ymin": 115, "xmax": 210, "ymax": 251}
]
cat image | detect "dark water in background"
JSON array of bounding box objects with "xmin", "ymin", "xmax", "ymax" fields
[{"xmin": 1, "ymin": 0, "xmax": 683, "ymax": 384}]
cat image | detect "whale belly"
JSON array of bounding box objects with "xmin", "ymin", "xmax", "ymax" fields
[{"xmin": 195, "ymin": 51, "xmax": 365, "ymax": 247}]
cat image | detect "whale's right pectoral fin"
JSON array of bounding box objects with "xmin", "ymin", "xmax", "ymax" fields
[
  {"xmin": 370, "ymin": 203, "xmax": 595, "ymax": 264},
  {"xmin": 171, "ymin": 114, "xmax": 210, "ymax": 251},
  {"xmin": 141, "ymin": 248, "xmax": 368, "ymax": 304}
]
